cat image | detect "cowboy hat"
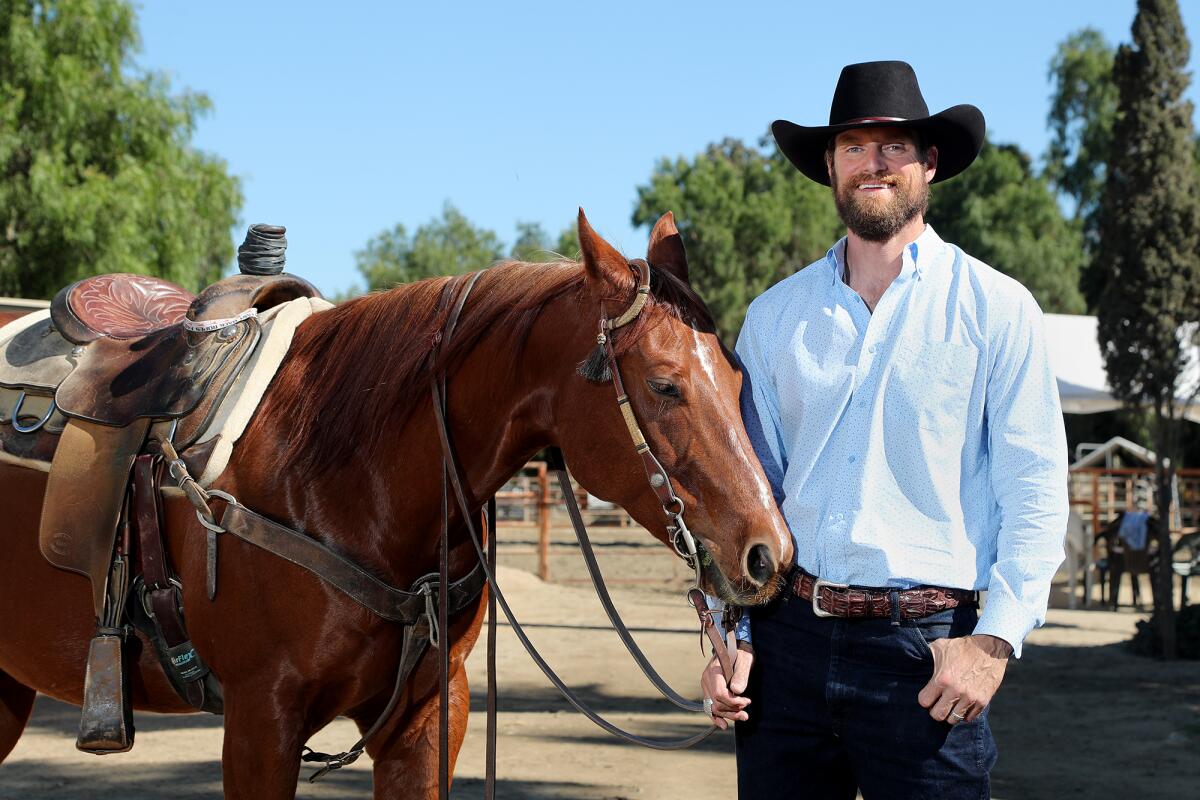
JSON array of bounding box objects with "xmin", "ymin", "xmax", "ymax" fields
[{"xmin": 772, "ymin": 60, "xmax": 985, "ymax": 185}]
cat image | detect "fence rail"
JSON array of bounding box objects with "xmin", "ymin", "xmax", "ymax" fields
[
  {"xmin": 1068, "ymin": 466, "xmax": 1200, "ymax": 535},
  {"xmin": 496, "ymin": 461, "xmax": 642, "ymax": 582}
]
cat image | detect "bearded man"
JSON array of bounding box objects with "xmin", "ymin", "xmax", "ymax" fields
[{"xmin": 699, "ymin": 61, "xmax": 1068, "ymax": 799}]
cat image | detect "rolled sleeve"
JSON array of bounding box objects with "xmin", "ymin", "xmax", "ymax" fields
[{"xmin": 974, "ymin": 290, "xmax": 1068, "ymax": 658}]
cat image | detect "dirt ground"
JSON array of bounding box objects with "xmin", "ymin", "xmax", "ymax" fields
[{"xmin": 2, "ymin": 521, "xmax": 1198, "ymax": 799}]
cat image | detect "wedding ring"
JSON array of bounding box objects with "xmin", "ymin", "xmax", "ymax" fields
[
  {"xmin": 703, "ymin": 698, "xmax": 714, "ymax": 715},
  {"xmin": 949, "ymin": 710, "xmax": 966, "ymax": 722}
]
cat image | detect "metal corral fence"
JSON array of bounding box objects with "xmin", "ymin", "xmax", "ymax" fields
[
  {"xmin": 1069, "ymin": 466, "xmax": 1200, "ymax": 535},
  {"xmin": 495, "ymin": 461, "xmax": 683, "ymax": 585}
]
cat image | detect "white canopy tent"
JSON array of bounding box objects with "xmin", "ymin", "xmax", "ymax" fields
[{"xmin": 1043, "ymin": 313, "xmax": 1200, "ymax": 423}]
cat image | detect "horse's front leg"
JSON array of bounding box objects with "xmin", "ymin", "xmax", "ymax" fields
[
  {"xmin": 366, "ymin": 586, "xmax": 486, "ymax": 800},
  {"xmin": 220, "ymin": 685, "xmax": 311, "ymax": 800},
  {"xmin": 366, "ymin": 659, "xmax": 473, "ymax": 800}
]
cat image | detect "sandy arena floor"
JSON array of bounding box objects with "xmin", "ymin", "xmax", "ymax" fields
[{"xmin": 2, "ymin": 523, "xmax": 1197, "ymax": 799}]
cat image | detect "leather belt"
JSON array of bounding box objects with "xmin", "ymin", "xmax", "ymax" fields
[{"xmin": 793, "ymin": 567, "xmax": 977, "ymax": 620}]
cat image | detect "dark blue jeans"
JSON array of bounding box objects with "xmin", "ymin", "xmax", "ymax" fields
[{"xmin": 734, "ymin": 590, "xmax": 997, "ymax": 799}]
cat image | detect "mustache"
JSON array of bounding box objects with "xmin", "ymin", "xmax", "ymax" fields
[{"xmin": 845, "ymin": 171, "xmax": 901, "ymax": 187}]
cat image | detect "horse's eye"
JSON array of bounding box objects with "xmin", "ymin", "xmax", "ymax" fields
[{"xmin": 647, "ymin": 379, "xmax": 681, "ymax": 399}]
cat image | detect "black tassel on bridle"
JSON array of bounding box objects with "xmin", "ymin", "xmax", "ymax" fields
[{"xmin": 577, "ymin": 332, "xmax": 613, "ymax": 383}]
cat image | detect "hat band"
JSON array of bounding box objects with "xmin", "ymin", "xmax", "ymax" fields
[{"xmin": 842, "ymin": 116, "xmax": 907, "ymax": 124}]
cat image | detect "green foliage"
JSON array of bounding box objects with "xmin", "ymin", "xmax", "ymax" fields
[
  {"xmin": 1096, "ymin": 0, "xmax": 1200, "ymax": 415},
  {"xmin": 511, "ymin": 220, "xmax": 578, "ymax": 262},
  {"xmin": 632, "ymin": 136, "xmax": 841, "ymax": 343},
  {"xmin": 1044, "ymin": 28, "xmax": 1118, "ymax": 253},
  {"xmin": 0, "ymin": 0, "xmax": 242, "ymax": 298},
  {"xmin": 553, "ymin": 222, "xmax": 580, "ymax": 261},
  {"xmin": 928, "ymin": 140, "xmax": 1087, "ymax": 314},
  {"xmin": 356, "ymin": 203, "xmax": 505, "ymax": 290}
]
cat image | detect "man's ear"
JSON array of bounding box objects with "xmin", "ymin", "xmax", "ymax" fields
[{"xmin": 924, "ymin": 144, "xmax": 939, "ymax": 184}]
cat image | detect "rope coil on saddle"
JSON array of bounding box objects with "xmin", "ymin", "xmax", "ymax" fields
[{"xmin": 237, "ymin": 224, "xmax": 287, "ymax": 276}]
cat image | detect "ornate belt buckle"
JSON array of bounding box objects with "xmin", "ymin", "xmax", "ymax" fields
[{"xmin": 811, "ymin": 577, "xmax": 850, "ymax": 618}]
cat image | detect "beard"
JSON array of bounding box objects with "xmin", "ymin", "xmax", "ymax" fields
[{"xmin": 831, "ymin": 166, "xmax": 929, "ymax": 243}]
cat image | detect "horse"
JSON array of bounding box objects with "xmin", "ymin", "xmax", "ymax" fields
[{"xmin": 0, "ymin": 210, "xmax": 794, "ymax": 798}]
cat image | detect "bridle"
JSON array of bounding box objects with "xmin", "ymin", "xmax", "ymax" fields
[{"xmin": 596, "ymin": 258, "xmax": 704, "ymax": 586}]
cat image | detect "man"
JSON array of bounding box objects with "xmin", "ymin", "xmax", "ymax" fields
[{"xmin": 700, "ymin": 61, "xmax": 1068, "ymax": 799}]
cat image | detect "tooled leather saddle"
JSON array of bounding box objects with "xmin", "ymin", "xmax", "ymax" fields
[{"xmin": 0, "ymin": 224, "xmax": 320, "ymax": 753}]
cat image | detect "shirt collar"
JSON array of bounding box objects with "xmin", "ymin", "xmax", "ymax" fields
[{"xmin": 825, "ymin": 224, "xmax": 946, "ymax": 286}]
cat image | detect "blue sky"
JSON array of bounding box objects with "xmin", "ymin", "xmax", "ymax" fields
[{"xmin": 136, "ymin": 1, "xmax": 1200, "ymax": 296}]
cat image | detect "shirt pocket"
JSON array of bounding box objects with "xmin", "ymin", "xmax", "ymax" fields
[{"xmin": 886, "ymin": 340, "xmax": 978, "ymax": 434}]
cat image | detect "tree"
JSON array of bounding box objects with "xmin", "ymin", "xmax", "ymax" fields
[
  {"xmin": 511, "ymin": 220, "xmax": 578, "ymax": 262},
  {"xmin": 1095, "ymin": 0, "xmax": 1200, "ymax": 660},
  {"xmin": 928, "ymin": 140, "xmax": 1087, "ymax": 314},
  {"xmin": 356, "ymin": 203, "xmax": 504, "ymax": 289},
  {"xmin": 1044, "ymin": 28, "xmax": 1119, "ymax": 260},
  {"xmin": 0, "ymin": 0, "xmax": 242, "ymax": 298},
  {"xmin": 632, "ymin": 136, "xmax": 841, "ymax": 343}
]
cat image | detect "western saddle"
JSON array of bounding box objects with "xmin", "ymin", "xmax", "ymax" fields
[{"xmin": 0, "ymin": 225, "xmax": 320, "ymax": 753}]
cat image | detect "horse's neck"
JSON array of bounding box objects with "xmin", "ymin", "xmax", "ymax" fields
[{"xmin": 227, "ymin": 287, "xmax": 588, "ymax": 577}]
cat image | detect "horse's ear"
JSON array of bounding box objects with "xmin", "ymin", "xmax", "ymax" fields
[
  {"xmin": 577, "ymin": 208, "xmax": 634, "ymax": 298},
  {"xmin": 647, "ymin": 211, "xmax": 688, "ymax": 284}
]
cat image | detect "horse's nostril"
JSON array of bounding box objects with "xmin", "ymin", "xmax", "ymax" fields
[{"xmin": 746, "ymin": 543, "xmax": 774, "ymax": 586}]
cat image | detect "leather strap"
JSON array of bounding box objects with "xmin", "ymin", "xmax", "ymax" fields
[
  {"xmin": 132, "ymin": 455, "xmax": 208, "ymax": 709},
  {"xmin": 217, "ymin": 503, "xmax": 485, "ymax": 625},
  {"xmin": 433, "ymin": 270, "xmax": 484, "ymax": 800},
  {"xmin": 485, "ymin": 496, "xmax": 497, "ymax": 800},
  {"xmin": 437, "ymin": 466, "xmax": 450, "ymax": 800}
]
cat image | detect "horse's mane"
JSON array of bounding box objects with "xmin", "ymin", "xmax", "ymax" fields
[{"xmin": 263, "ymin": 259, "xmax": 716, "ymax": 474}]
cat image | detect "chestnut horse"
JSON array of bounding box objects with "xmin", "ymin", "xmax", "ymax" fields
[{"xmin": 0, "ymin": 210, "xmax": 793, "ymax": 798}]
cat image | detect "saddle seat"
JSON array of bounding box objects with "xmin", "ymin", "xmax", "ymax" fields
[{"xmin": 56, "ymin": 274, "xmax": 195, "ymax": 342}]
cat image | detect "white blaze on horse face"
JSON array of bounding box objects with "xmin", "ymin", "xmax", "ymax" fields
[
  {"xmin": 728, "ymin": 427, "xmax": 777, "ymax": 514},
  {"xmin": 688, "ymin": 327, "xmax": 789, "ymax": 557},
  {"xmin": 690, "ymin": 328, "xmax": 720, "ymax": 392}
]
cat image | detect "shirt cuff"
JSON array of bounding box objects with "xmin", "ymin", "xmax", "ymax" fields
[
  {"xmin": 735, "ymin": 611, "xmax": 752, "ymax": 643},
  {"xmin": 705, "ymin": 594, "xmax": 753, "ymax": 644},
  {"xmin": 973, "ymin": 593, "xmax": 1036, "ymax": 658}
]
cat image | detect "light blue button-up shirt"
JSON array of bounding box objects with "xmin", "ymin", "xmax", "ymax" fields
[{"xmin": 735, "ymin": 225, "xmax": 1067, "ymax": 656}]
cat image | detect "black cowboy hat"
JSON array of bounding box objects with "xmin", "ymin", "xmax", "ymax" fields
[{"xmin": 772, "ymin": 60, "xmax": 986, "ymax": 186}]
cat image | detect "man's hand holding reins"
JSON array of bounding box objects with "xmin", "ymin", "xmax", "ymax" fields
[
  {"xmin": 918, "ymin": 634, "xmax": 1011, "ymax": 725},
  {"xmin": 701, "ymin": 641, "xmax": 754, "ymax": 730}
]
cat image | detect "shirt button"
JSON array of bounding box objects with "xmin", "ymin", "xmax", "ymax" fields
[
  {"xmin": 867, "ymin": 344, "xmax": 876, "ymax": 354},
  {"xmin": 848, "ymin": 455, "xmax": 856, "ymax": 463}
]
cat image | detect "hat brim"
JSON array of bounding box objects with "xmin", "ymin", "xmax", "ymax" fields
[{"xmin": 771, "ymin": 104, "xmax": 985, "ymax": 186}]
